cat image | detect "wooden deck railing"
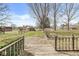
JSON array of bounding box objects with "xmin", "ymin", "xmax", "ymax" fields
[
  {"xmin": 55, "ymin": 35, "xmax": 79, "ymax": 51},
  {"xmin": 0, "ymin": 36, "xmax": 24, "ymax": 56}
]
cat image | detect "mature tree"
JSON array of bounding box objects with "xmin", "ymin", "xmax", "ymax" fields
[
  {"xmin": 29, "ymin": 3, "xmax": 50, "ymax": 30},
  {"xmin": 63, "ymin": 3, "xmax": 79, "ymax": 30},
  {"xmin": 50, "ymin": 3, "xmax": 61, "ymax": 31},
  {"xmin": 0, "ymin": 3, "xmax": 10, "ymax": 27},
  {"xmin": 38, "ymin": 17, "xmax": 50, "ymax": 29}
]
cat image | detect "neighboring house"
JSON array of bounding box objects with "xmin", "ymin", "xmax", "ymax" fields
[
  {"xmin": 4, "ymin": 27, "xmax": 12, "ymax": 31},
  {"xmin": 18, "ymin": 25, "xmax": 36, "ymax": 32},
  {"xmin": 70, "ymin": 24, "xmax": 79, "ymax": 30},
  {"xmin": 60, "ymin": 23, "xmax": 79, "ymax": 30},
  {"xmin": 0, "ymin": 26, "xmax": 12, "ymax": 32}
]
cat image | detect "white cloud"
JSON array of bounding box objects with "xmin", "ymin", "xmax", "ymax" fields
[
  {"xmin": 9, "ymin": 12, "xmax": 79, "ymax": 27},
  {"xmin": 20, "ymin": 14, "xmax": 31, "ymax": 20},
  {"xmin": 9, "ymin": 12, "xmax": 36, "ymax": 27}
]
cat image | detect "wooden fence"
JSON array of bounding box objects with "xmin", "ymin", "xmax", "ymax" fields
[
  {"xmin": 0, "ymin": 36, "xmax": 24, "ymax": 56},
  {"xmin": 55, "ymin": 35, "xmax": 79, "ymax": 51}
]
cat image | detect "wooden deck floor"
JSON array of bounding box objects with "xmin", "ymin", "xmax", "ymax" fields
[{"xmin": 24, "ymin": 37, "xmax": 79, "ymax": 56}]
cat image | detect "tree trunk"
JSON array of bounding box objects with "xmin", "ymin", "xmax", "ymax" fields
[
  {"xmin": 68, "ymin": 18, "xmax": 70, "ymax": 30},
  {"xmin": 54, "ymin": 13, "xmax": 56, "ymax": 31},
  {"xmin": 53, "ymin": 3, "xmax": 56, "ymax": 31}
]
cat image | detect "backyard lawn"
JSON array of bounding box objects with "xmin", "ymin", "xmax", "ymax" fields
[
  {"xmin": 1, "ymin": 30, "xmax": 79, "ymax": 49},
  {"xmin": 0, "ymin": 30, "xmax": 45, "ymax": 48},
  {"xmin": 25, "ymin": 31, "xmax": 45, "ymax": 37},
  {"xmin": 0, "ymin": 30, "xmax": 23, "ymax": 48},
  {"xmin": 49, "ymin": 30, "xmax": 79, "ymax": 36}
]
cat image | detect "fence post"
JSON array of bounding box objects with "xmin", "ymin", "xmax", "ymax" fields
[
  {"xmin": 4, "ymin": 49, "xmax": 7, "ymax": 56},
  {"xmin": 72, "ymin": 34, "xmax": 75, "ymax": 50},
  {"xmin": 18, "ymin": 42, "xmax": 20, "ymax": 55},
  {"xmin": 13, "ymin": 44, "xmax": 15, "ymax": 56},
  {"xmin": 0, "ymin": 51, "xmax": 2, "ymax": 56},
  {"xmin": 9, "ymin": 46, "xmax": 11, "ymax": 56},
  {"xmin": 22, "ymin": 36, "xmax": 24, "ymax": 55},
  {"xmin": 55, "ymin": 35, "xmax": 57, "ymax": 51}
]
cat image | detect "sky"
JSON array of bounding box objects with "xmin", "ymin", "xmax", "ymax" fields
[
  {"xmin": 6, "ymin": 3, "xmax": 36, "ymax": 27},
  {"xmin": 4, "ymin": 3, "xmax": 79, "ymax": 27}
]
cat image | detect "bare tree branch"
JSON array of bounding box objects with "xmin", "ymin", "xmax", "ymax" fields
[
  {"xmin": 28, "ymin": 3, "xmax": 50, "ymax": 30},
  {"xmin": 0, "ymin": 3, "xmax": 10, "ymax": 26},
  {"xmin": 63, "ymin": 3, "xmax": 79, "ymax": 30},
  {"xmin": 50, "ymin": 3, "xmax": 61, "ymax": 31}
]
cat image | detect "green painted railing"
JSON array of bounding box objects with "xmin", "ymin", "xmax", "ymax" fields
[{"xmin": 0, "ymin": 36, "xmax": 24, "ymax": 56}]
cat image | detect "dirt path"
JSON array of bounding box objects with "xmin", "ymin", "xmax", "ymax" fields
[{"xmin": 24, "ymin": 37, "xmax": 70, "ymax": 56}]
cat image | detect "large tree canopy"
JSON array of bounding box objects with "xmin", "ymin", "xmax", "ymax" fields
[{"xmin": 28, "ymin": 3, "xmax": 50, "ymax": 30}]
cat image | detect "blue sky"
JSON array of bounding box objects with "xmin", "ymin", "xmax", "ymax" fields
[
  {"xmin": 5, "ymin": 3, "xmax": 79, "ymax": 27},
  {"xmin": 8, "ymin": 3, "xmax": 29, "ymax": 15},
  {"xmin": 6, "ymin": 3, "xmax": 36, "ymax": 27}
]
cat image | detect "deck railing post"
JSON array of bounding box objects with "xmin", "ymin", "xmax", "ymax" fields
[
  {"xmin": 18, "ymin": 42, "xmax": 20, "ymax": 55},
  {"xmin": 9, "ymin": 46, "xmax": 11, "ymax": 56},
  {"xmin": 21, "ymin": 37, "xmax": 24, "ymax": 55},
  {"xmin": 22, "ymin": 36, "xmax": 24, "ymax": 55},
  {"xmin": 19, "ymin": 40, "xmax": 21, "ymax": 55},
  {"xmin": 13, "ymin": 44, "xmax": 15, "ymax": 56},
  {"xmin": 4, "ymin": 49, "xmax": 7, "ymax": 56},
  {"xmin": 72, "ymin": 34, "xmax": 75, "ymax": 50},
  {"xmin": 17, "ymin": 42, "xmax": 19, "ymax": 56},
  {"xmin": 15, "ymin": 43, "xmax": 17, "ymax": 56},
  {"xmin": 0, "ymin": 52, "xmax": 1, "ymax": 56},
  {"xmin": 55, "ymin": 35, "xmax": 57, "ymax": 51}
]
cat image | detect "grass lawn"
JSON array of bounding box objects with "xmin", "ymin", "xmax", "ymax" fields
[
  {"xmin": 1, "ymin": 30, "xmax": 79, "ymax": 49},
  {"xmin": 25, "ymin": 31, "xmax": 45, "ymax": 37},
  {"xmin": 24, "ymin": 30, "xmax": 79, "ymax": 37},
  {"xmin": 0, "ymin": 30, "xmax": 45, "ymax": 48},
  {"xmin": 50, "ymin": 30, "xmax": 79, "ymax": 36},
  {"xmin": 0, "ymin": 30, "xmax": 23, "ymax": 48}
]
